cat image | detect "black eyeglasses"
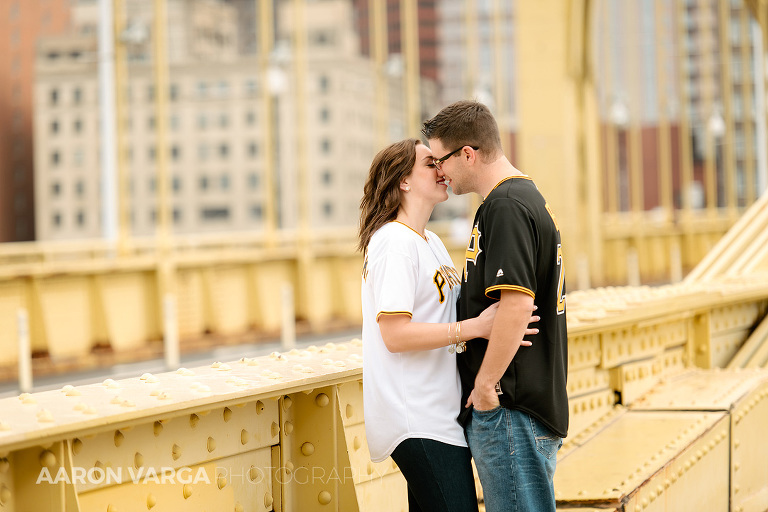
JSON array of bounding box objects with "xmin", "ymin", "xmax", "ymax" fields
[{"xmin": 433, "ymin": 146, "xmax": 479, "ymax": 170}]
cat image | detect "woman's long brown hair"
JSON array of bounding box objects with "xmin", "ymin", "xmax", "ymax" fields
[{"xmin": 357, "ymin": 139, "xmax": 421, "ymax": 253}]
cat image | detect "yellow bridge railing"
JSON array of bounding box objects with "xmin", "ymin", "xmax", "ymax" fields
[{"xmin": 1, "ymin": 269, "xmax": 767, "ymax": 511}]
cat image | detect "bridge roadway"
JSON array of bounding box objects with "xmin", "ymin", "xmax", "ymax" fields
[{"xmin": 0, "ymin": 329, "xmax": 362, "ymax": 399}]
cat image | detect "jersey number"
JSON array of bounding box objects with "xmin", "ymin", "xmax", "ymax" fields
[{"xmin": 556, "ymin": 244, "xmax": 565, "ymax": 315}]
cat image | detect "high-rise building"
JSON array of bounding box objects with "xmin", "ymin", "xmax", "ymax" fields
[
  {"xmin": 0, "ymin": 0, "xmax": 72, "ymax": 242},
  {"xmin": 72, "ymin": 0, "xmax": 240, "ymax": 64},
  {"xmin": 351, "ymin": 0, "xmax": 439, "ymax": 82},
  {"xmin": 594, "ymin": 0, "xmax": 767, "ymax": 212},
  {"xmin": 34, "ymin": 0, "xmax": 413, "ymax": 241}
]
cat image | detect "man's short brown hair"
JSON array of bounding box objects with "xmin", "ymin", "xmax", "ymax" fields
[{"xmin": 421, "ymin": 100, "xmax": 503, "ymax": 161}]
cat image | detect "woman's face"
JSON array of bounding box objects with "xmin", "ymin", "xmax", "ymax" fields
[{"xmin": 402, "ymin": 143, "xmax": 449, "ymax": 205}]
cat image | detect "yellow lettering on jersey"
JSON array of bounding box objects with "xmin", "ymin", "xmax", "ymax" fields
[
  {"xmin": 362, "ymin": 256, "xmax": 369, "ymax": 281},
  {"xmin": 545, "ymin": 202, "xmax": 560, "ymax": 233},
  {"xmin": 556, "ymin": 244, "xmax": 565, "ymax": 315},
  {"xmin": 433, "ymin": 270, "xmax": 447, "ymax": 303},
  {"xmin": 464, "ymin": 224, "xmax": 482, "ymax": 282}
]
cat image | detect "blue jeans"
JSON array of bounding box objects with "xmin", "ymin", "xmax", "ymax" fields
[
  {"xmin": 391, "ymin": 437, "xmax": 479, "ymax": 512},
  {"xmin": 465, "ymin": 407, "xmax": 562, "ymax": 512}
]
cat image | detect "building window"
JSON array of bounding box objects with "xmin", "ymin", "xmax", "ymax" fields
[
  {"xmin": 250, "ymin": 205, "xmax": 263, "ymax": 219},
  {"xmin": 245, "ymin": 111, "xmax": 256, "ymax": 125},
  {"xmin": 51, "ymin": 182, "xmax": 61, "ymax": 197},
  {"xmin": 220, "ymin": 175, "xmax": 230, "ymax": 190},
  {"xmin": 219, "ymin": 113, "xmax": 229, "ymax": 129},
  {"xmin": 198, "ymin": 144, "xmax": 208, "ymax": 161},
  {"xmin": 149, "ymin": 177, "xmax": 156, "ymax": 192},
  {"xmin": 322, "ymin": 170, "xmax": 332, "ymax": 185},
  {"xmin": 219, "ymin": 143, "xmax": 229, "ymax": 159},
  {"xmin": 201, "ymin": 207, "xmax": 230, "ymax": 220},
  {"xmin": 320, "ymin": 107, "xmax": 330, "ymax": 123},
  {"xmin": 148, "ymin": 146, "xmax": 156, "ymax": 161},
  {"xmin": 321, "ymin": 139, "xmax": 331, "ymax": 153},
  {"xmin": 76, "ymin": 211, "xmax": 85, "ymax": 227},
  {"xmin": 170, "ymin": 84, "xmax": 179, "ymax": 101},
  {"xmin": 73, "ymin": 118, "xmax": 83, "ymax": 133},
  {"xmin": 245, "ymin": 79, "xmax": 257, "ymax": 97},
  {"xmin": 148, "ymin": 116, "xmax": 156, "ymax": 130},
  {"xmin": 173, "ymin": 176, "xmax": 181, "ymax": 192},
  {"xmin": 319, "ymin": 75, "xmax": 329, "ymax": 93},
  {"xmin": 197, "ymin": 113, "xmax": 207, "ymax": 130},
  {"xmin": 73, "ymin": 88, "xmax": 82, "ymax": 104},
  {"xmin": 147, "ymin": 85, "xmax": 155, "ymax": 101},
  {"xmin": 51, "ymin": 120, "xmax": 59, "ymax": 134},
  {"xmin": 197, "ymin": 82, "xmax": 207, "ymax": 98},
  {"xmin": 199, "ymin": 176, "xmax": 209, "ymax": 190},
  {"xmin": 248, "ymin": 173, "xmax": 259, "ymax": 189},
  {"xmin": 73, "ymin": 149, "xmax": 84, "ymax": 167},
  {"xmin": 50, "ymin": 88, "xmax": 59, "ymax": 105},
  {"xmin": 248, "ymin": 142, "xmax": 258, "ymax": 158},
  {"xmin": 217, "ymin": 81, "xmax": 229, "ymax": 97},
  {"xmin": 173, "ymin": 208, "xmax": 182, "ymax": 223},
  {"xmin": 76, "ymin": 181, "xmax": 85, "ymax": 197},
  {"xmin": 51, "ymin": 151, "xmax": 61, "ymax": 166},
  {"xmin": 52, "ymin": 212, "xmax": 62, "ymax": 228},
  {"xmin": 171, "ymin": 145, "xmax": 180, "ymax": 161},
  {"xmin": 323, "ymin": 202, "xmax": 333, "ymax": 217}
]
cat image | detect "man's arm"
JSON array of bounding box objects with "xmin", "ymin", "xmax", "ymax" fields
[{"xmin": 466, "ymin": 289, "xmax": 535, "ymax": 410}]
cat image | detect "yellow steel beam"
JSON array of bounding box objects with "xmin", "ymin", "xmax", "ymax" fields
[
  {"xmin": 114, "ymin": 0, "xmax": 130, "ymax": 254},
  {"xmin": 655, "ymin": 0, "xmax": 673, "ymax": 220},
  {"xmin": 490, "ymin": 0, "xmax": 510, "ymax": 158},
  {"xmin": 370, "ymin": 0, "xmax": 389, "ymax": 148},
  {"xmin": 258, "ymin": 0, "xmax": 277, "ymax": 246},
  {"xmin": 515, "ymin": 0, "xmax": 603, "ymax": 285},
  {"xmin": 719, "ymin": 0, "xmax": 738, "ymax": 214},
  {"xmin": 401, "ymin": 0, "xmax": 420, "ymax": 137}
]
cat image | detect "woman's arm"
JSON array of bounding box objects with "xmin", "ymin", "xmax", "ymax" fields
[{"xmin": 378, "ymin": 303, "xmax": 539, "ymax": 353}]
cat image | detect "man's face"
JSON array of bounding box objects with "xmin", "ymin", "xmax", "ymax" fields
[{"xmin": 428, "ymin": 138, "xmax": 471, "ymax": 196}]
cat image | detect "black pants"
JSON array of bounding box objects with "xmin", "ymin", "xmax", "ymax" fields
[{"xmin": 390, "ymin": 438, "xmax": 479, "ymax": 512}]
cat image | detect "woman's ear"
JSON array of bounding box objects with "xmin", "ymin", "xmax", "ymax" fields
[{"xmin": 400, "ymin": 181, "xmax": 410, "ymax": 192}]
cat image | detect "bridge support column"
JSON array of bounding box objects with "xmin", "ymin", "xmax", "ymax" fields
[{"xmin": 514, "ymin": 0, "xmax": 603, "ymax": 286}]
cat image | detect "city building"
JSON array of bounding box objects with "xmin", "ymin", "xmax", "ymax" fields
[
  {"xmin": 0, "ymin": 0, "xmax": 72, "ymax": 242},
  {"xmin": 352, "ymin": 0, "xmax": 439, "ymax": 82},
  {"xmin": 34, "ymin": 0, "xmax": 416, "ymax": 241},
  {"xmin": 594, "ymin": 0, "xmax": 767, "ymax": 213}
]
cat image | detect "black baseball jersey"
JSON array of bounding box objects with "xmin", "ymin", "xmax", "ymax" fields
[{"xmin": 457, "ymin": 176, "xmax": 569, "ymax": 438}]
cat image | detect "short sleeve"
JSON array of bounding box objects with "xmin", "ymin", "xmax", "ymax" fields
[
  {"xmin": 483, "ymin": 198, "xmax": 536, "ymax": 300},
  {"xmin": 369, "ymin": 250, "xmax": 418, "ymax": 320}
]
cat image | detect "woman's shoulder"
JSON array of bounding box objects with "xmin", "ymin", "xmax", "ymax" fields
[{"xmin": 369, "ymin": 222, "xmax": 419, "ymax": 255}]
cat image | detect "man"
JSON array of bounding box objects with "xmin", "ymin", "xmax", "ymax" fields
[{"xmin": 422, "ymin": 100, "xmax": 568, "ymax": 512}]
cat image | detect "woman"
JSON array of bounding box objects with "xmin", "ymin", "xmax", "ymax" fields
[{"xmin": 358, "ymin": 139, "xmax": 537, "ymax": 511}]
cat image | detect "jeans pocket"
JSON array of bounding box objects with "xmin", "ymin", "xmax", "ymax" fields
[
  {"xmin": 472, "ymin": 405, "xmax": 503, "ymax": 416},
  {"xmin": 529, "ymin": 416, "xmax": 562, "ymax": 460}
]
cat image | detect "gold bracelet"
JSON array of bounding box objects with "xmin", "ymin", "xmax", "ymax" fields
[{"xmin": 455, "ymin": 321, "xmax": 466, "ymax": 353}]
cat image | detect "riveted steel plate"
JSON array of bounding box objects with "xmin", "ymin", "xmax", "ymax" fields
[
  {"xmin": 631, "ymin": 368, "xmax": 768, "ymax": 411},
  {"xmin": 555, "ymin": 410, "xmax": 727, "ymax": 508}
]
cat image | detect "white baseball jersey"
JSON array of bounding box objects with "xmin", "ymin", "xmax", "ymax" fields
[{"xmin": 361, "ymin": 221, "xmax": 465, "ymax": 462}]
